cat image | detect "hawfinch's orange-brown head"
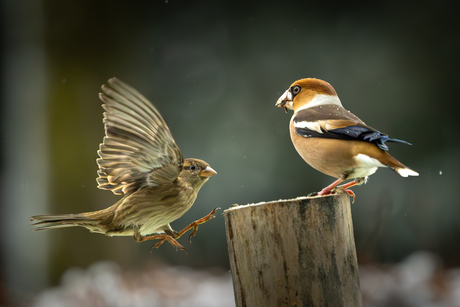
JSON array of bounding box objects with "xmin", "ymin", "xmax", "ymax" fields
[{"xmin": 275, "ymin": 78, "xmax": 340, "ymax": 112}]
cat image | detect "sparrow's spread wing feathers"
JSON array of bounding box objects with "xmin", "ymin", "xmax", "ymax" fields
[
  {"xmin": 97, "ymin": 78, "xmax": 184, "ymax": 195},
  {"xmin": 294, "ymin": 105, "xmax": 411, "ymax": 151}
]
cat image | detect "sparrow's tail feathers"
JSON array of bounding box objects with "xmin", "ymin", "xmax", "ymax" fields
[{"xmin": 30, "ymin": 214, "xmax": 99, "ymax": 231}]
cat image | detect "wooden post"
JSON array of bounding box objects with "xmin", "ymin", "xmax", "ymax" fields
[{"xmin": 224, "ymin": 193, "xmax": 362, "ymax": 307}]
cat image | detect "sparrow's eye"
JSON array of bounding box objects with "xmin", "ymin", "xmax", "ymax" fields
[
  {"xmin": 291, "ymin": 85, "xmax": 301, "ymax": 96},
  {"xmin": 188, "ymin": 164, "xmax": 201, "ymax": 174}
]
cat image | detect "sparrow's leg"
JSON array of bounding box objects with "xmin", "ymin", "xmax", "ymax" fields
[
  {"xmin": 174, "ymin": 208, "xmax": 220, "ymax": 242},
  {"xmin": 163, "ymin": 224, "xmax": 179, "ymax": 238},
  {"xmin": 133, "ymin": 229, "xmax": 186, "ymax": 251}
]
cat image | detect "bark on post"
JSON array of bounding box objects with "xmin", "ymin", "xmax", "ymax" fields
[{"xmin": 225, "ymin": 193, "xmax": 362, "ymax": 307}]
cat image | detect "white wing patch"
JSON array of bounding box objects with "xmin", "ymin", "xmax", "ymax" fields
[
  {"xmin": 324, "ymin": 122, "xmax": 338, "ymax": 131},
  {"xmin": 293, "ymin": 120, "xmax": 323, "ymax": 133}
]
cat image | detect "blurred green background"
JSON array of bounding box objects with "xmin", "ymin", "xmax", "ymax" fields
[{"xmin": 1, "ymin": 0, "xmax": 459, "ymax": 305}]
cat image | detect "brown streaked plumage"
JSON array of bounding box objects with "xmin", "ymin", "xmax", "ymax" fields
[
  {"xmin": 31, "ymin": 78, "xmax": 218, "ymax": 251},
  {"xmin": 276, "ymin": 78, "xmax": 418, "ymax": 201}
]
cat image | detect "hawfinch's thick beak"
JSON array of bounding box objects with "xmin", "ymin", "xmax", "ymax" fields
[
  {"xmin": 275, "ymin": 89, "xmax": 293, "ymax": 113},
  {"xmin": 200, "ymin": 166, "xmax": 217, "ymax": 178}
]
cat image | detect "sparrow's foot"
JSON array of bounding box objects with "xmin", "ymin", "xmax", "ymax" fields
[
  {"xmin": 175, "ymin": 208, "xmax": 220, "ymax": 242},
  {"xmin": 134, "ymin": 232, "xmax": 187, "ymax": 252}
]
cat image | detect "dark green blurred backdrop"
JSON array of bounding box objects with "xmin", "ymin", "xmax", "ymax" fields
[{"xmin": 1, "ymin": 0, "xmax": 459, "ymax": 301}]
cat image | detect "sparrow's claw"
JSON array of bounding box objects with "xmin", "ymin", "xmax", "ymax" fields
[
  {"xmin": 135, "ymin": 208, "xmax": 219, "ymax": 251},
  {"xmin": 136, "ymin": 233, "xmax": 187, "ymax": 252},
  {"xmin": 175, "ymin": 207, "xmax": 220, "ymax": 243},
  {"xmin": 188, "ymin": 229, "xmax": 197, "ymax": 242},
  {"xmin": 149, "ymin": 236, "xmax": 167, "ymax": 251}
]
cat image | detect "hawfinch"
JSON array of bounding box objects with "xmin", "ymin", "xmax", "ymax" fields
[
  {"xmin": 31, "ymin": 78, "xmax": 218, "ymax": 251},
  {"xmin": 275, "ymin": 78, "xmax": 418, "ymax": 201}
]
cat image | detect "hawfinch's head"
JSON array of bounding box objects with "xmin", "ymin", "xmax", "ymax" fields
[{"xmin": 275, "ymin": 78, "xmax": 340, "ymax": 112}]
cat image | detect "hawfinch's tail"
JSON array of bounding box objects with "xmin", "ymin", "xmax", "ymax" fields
[
  {"xmin": 380, "ymin": 151, "xmax": 419, "ymax": 177},
  {"xmin": 393, "ymin": 167, "xmax": 419, "ymax": 177}
]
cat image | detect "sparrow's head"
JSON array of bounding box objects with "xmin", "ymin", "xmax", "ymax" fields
[
  {"xmin": 275, "ymin": 78, "xmax": 340, "ymax": 112},
  {"xmin": 181, "ymin": 158, "xmax": 217, "ymax": 190}
]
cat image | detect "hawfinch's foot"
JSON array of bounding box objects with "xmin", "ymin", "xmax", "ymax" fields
[
  {"xmin": 308, "ymin": 188, "xmax": 356, "ymax": 203},
  {"xmin": 342, "ymin": 189, "xmax": 356, "ymax": 203},
  {"xmin": 334, "ymin": 180, "xmax": 363, "ymax": 203},
  {"xmin": 317, "ymin": 189, "xmax": 333, "ymax": 196},
  {"xmin": 315, "ymin": 178, "xmax": 344, "ymax": 196}
]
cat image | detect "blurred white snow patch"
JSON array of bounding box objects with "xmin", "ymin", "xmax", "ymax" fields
[
  {"xmin": 360, "ymin": 251, "xmax": 460, "ymax": 307},
  {"xmin": 32, "ymin": 261, "xmax": 234, "ymax": 307},
  {"xmin": 31, "ymin": 252, "xmax": 460, "ymax": 307}
]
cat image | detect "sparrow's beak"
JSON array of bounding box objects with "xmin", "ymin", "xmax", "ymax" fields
[
  {"xmin": 275, "ymin": 89, "xmax": 293, "ymax": 113},
  {"xmin": 200, "ymin": 166, "xmax": 217, "ymax": 178}
]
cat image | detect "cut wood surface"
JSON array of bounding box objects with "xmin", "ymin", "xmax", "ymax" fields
[{"xmin": 225, "ymin": 193, "xmax": 362, "ymax": 307}]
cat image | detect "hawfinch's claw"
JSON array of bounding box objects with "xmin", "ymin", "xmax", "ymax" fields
[{"xmin": 343, "ymin": 189, "xmax": 356, "ymax": 203}]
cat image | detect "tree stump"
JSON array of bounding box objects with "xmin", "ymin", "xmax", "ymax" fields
[{"xmin": 224, "ymin": 193, "xmax": 362, "ymax": 307}]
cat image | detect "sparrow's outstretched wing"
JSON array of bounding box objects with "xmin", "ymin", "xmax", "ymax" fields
[{"xmin": 96, "ymin": 78, "xmax": 184, "ymax": 195}]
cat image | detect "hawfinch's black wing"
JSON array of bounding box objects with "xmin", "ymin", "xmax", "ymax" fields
[
  {"xmin": 96, "ymin": 78, "xmax": 184, "ymax": 195},
  {"xmin": 293, "ymin": 105, "xmax": 411, "ymax": 151}
]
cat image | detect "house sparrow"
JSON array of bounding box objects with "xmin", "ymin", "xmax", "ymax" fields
[
  {"xmin": 31, "ymin": 78, "xmax": 218, "ymax": 251},
  {"xmin": 275, "ymin": 78, "xmax": 418, "ymax": 201}
]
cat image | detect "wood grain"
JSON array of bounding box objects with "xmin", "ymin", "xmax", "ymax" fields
[{"xmin": 225, "ymin": 193, "xmax": 362, "ymax": 307}]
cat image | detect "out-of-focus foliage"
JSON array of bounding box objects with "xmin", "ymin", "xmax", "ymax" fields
[{"xmin": 1, "ymin": 0, "xmax": 459, "ymax": 304}]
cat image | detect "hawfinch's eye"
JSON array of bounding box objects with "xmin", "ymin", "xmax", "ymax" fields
[
  {"xmin": 190, "ymin": 165, "xmax": 196, "ymax": 171},
  {"xmin": 291, "ymin": 85, "xmax": 301, "ymax": 96}
]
